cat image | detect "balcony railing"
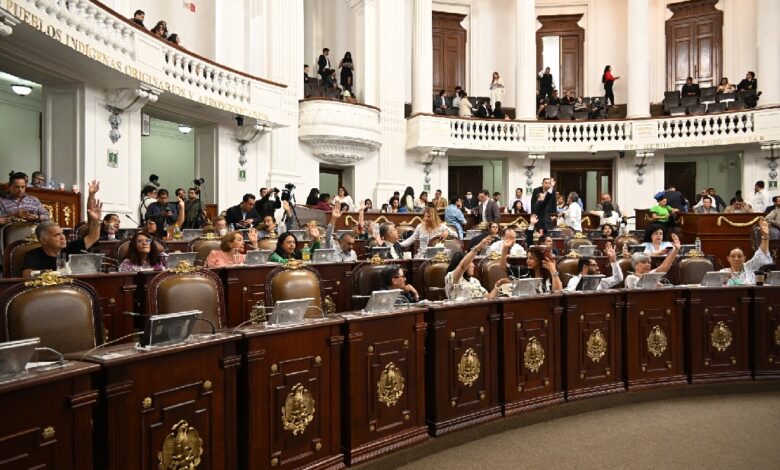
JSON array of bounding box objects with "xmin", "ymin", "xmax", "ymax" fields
[{"xmin": 407, "ymin": 107, "xmax": 780, "ymax": 153}]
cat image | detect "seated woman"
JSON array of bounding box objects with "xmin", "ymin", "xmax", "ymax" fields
[
  {"xmin": 500, "ymin": 239, "xmax": 563, "ymax": 293},
  {"xmin": 649, "ymin": 195, "xmax": 677, "ymax": 231},
  {"xmin": 720, "ymin": 219, "xmax": 772, "ymax": 285},
  {"xmin": 205, "ymin": 229, "xmax": 258, "ymax": 268},
  {"xmin": 445, "ymin": 235, "xmax": 509, "ymax": 299},
  {"xmin": 625, "ymin": 233, "xmax": 681, "ymax": 289},
  {"xmin": 380, "ymin": 265, "xmax": 419, "ymax": 303},
  {"xmin": 258, "ymin": 215, "xmax": 280, "ymax": 239},
  {"xmin": 590, "ymin": 223, "xmax": 617, "ymax": 240},
  {"xmin": 589, "ymin": 202, "xmax": 621, "ymax": 228},
  {"xmin": 510, "ymin": 199, "xmax": 526, "ymax": 215},
  {"xmin": 400, "ymin": 207, "xmax": 456, "ymax": 258},
  {"xmin": 641, "ymin": 224, "xmax": 674, "ymax": 255},
  {"xmin": 119, "ymin": 231, "xmax": 167, "ymax": 271},
  {"xmin": 717, "ymin": 77, "xmax": 736, "ymax": 94},
  {"xmin": 468, "ymin": 221, "xmax": 501, "ymax": 249},
  {"xmin": 268, "ymin": 226, "xmax": 321, "ymax": 264},
  {"xmin": 142, "ymin": 219, "xmax": 162, "ymax": 238}
]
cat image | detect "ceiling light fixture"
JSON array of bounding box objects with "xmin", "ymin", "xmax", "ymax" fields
[
  {"xmin": 178, "ymin": 124, "xmax": 193, "ymax": 134},
  {"xmin": 11, "ymin": 84, "xmax": 32, "ymax": 96}
]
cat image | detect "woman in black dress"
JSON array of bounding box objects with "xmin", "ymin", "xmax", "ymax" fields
[{"xmin": 339, "ymin": 52, "xmax": 354, "ymax": 91}]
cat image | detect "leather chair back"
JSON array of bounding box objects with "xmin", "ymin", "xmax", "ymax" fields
[
  {"xmin": 4, "ymin": 240, "xmax": 42, "ymax": 278},
  {"xmin": 397, "ymin": 225, "xmax": 414, "ymax": 239},
  {"xmin": 266, "ymin": 264, "xmax": 324, "ymax": 318},
  {"xmin": 479, "ymin": 257, "xmax": 506, "ymax": 292},
  {"xmin": 2, "ymin": 276, "xmax": 102, "ymax": 354},
  {"xmin": 615, "ymin": 235, "xmax": 639, "ymax": 253},
  {"xmin": 443, "ymin": 239, "xmax": 463, "ymax": 254},
  {"xmin": 1, "ymin": 222, "xmax": 36, "ymax": 252},
  {"xmin": 566, "ymin": 237, "xmax": 593, "ymax": 252},
  {"xmin": 678, "ymin": 257, "xmax": 715, "ymax": 285},
  {"xmin": 613, "ymin": 257, "xmax": 634, "ymax": 288},
  {"xmin": 189, "ymin": 239, "xmax": 221, "ymax": 266},
  {"xmin": 148, "ymin": 266, "xmax": 226, "ymax": 333},
  {"xmin": 352, "ymin": 262, "xmax": 389, "ymax": 296},
  {"xmin": 557, "ymin": 257, "xmax": 581, "ymax": 286},
  {"xmin": 76, "ymin": 222, "xmax": 89, "ymax": 239},
  {"xmin": 421, "ymin": 259, "xmax": 449, "ymax": 301},
  {"xmin": 257, "ymin": 237, "xmax": 277, "ymax": 250}
]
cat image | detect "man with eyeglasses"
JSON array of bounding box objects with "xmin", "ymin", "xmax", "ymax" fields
[
  {"xmin": 22, "ymin": 180, "xmax": 103, "ymax": 278},
  {"xmin": 564, "ymin": 242, "xmax": 623, "ymax": 291},
  {"xmin": 380, "ymin": 265, "xmax": 419, "ymax": 303}
]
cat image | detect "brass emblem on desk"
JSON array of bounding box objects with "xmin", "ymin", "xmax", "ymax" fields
[
  {"xmin": 710, "ymin": 321, "xmax": 733, "ymax": 352},
  {"xmin": 647, "ymin": 325, "xmax": 668, "ymax": 358},
  {"xmin": 524, "ymin": 336, "xmax": 545, "ymax": 373},
  {"xmin": 565, "ymin": 250, "xmax": 582, "ymax": 259},
  {"xmin": 774, "ymin": 325, "xmax": 780, "ymax": 347},
  {"xmin": 169, "ymin": 261, "xmax": 198, "ymax": 274},
  {"xmin": 586, "ymin": 329, "xmax": 607, "ymax": 363},
  {"xmin": 685, "ymin": 249, "xmax": 704, "ymax": 258},
  {"xmin": 281, "ymin": 383, "xmax": 315, "ymax": 435},
  {"xmin": 487, "ymin": 251, "xmax": 501, "ymax": 261},
  {"xmin": 457, "ymin": 348, "xmax": 481, "ymax": 387},
  {"xmin": 201, "ymin": 232, "xmax": 219, "ymax": 240},
  {"xmin": 63, "ymin": 205, "xmax": 73, "ymax": 226},
  {"xmin": 41, "ymin": 426, "xmax": 56, "ymax": 440},
  {"xmin": 432, "ymin": 251, "xmax": 450, "ymax": 263},
  {"xmin": 369, "ymin": 254, "xmax": 384, "ymax": 265},
  {"xmin": 323, "ymin": 295, "xmax": 336, "ymax": 315},
  {"xmin": 24, "ymin": 271, "xmax": 73, "ymax": 287},
  {"xmin": 157, "ymin": 420, "xmax": 203, "ymax": 470},
  {"xmin": 377, "ymin": 362, "xmax": 405, "ymax": 407},
  {"xmin": 283, "ymin": 259, "xmax": 305, "ymax": 270}
]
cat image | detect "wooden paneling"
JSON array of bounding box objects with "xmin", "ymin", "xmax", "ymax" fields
[
  {"xmin": 666, "ymin": 0, "xmax": 722, "ymax": 90},
  {"xmin": 424, "ymin": 301, "xmax": 501, "ymax": 435},
  {"xmin": 448, "ymin": 166, "xmax": 483, "ymax": 201},
  {"xmin": 500, "ymin": 295, "xmax": 564, "ymax": 415},
  {"xmin": 751, "ymin": 286, "xmax": 780, "ymax": 379},
  {"xmin": 340, "ymin": 309, "xmax": 428, "ymax": 465},
  {"xmin": 432, "ymin": 12, "xmax": 466, "ymax": 94},
  {"xmin": 664, "ymin": 161, "xmax": 697, "ymax": 205},
  {"xmin": 623, "ymin": 289, "xmax": 687, "ymax": 390},
  {"xmin": 240, "ymin": 320, "xmax": 344, "ymax": 470}
]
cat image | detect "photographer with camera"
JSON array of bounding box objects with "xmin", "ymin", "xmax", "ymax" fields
[
  {"xmin": 145, "ymin": 188, "xmax": 185, "ymax": 230},
  {"xmin": 256, "ymin": 186, "xmax": 282, "ymax": 220}
]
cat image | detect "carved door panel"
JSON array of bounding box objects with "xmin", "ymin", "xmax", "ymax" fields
[
  {"xmin": 666, "ymin": 0, "xmax": 722, "ymax": 91},
  {"xmin": 669, "ymin": 23, "xmax": 692, "ymax": 90},
  {"xmin": 432, "ymin": 12, "xmax": 466, "ymax": 94},
  {"xmin": 536, "ymin": 15, "xmax": 584, "ymax": 98},
  {"xmin": 560, "ymin": 36, "xmax": 580, "ymax": 96},
  {"xmin": 752, "ymin": 287, "xmax": 780, "ymax": 378}
]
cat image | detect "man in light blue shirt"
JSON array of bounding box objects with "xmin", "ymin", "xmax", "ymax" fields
[{"xmin": 444, "ymin": 197, "xmax": 467, "ymax": 239}]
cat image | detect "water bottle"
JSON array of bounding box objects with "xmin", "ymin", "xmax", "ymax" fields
[
  {"xmin": 229, "ymin": 223, "xmax": 235, "ymax": 232},
  {"xmin": 694, "ymin": 237, "xmax": 702, "ymax": 253},
  {"xmin": 302, "ymin": 243, "xmax": 311, "ymax": 261}
]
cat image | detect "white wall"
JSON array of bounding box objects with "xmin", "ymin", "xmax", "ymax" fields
[
  {"xmin": 0, "ymin": 86, "xmax": 41, "ymax": 176},
  {"xmin": 141, "ymin": 118, "xmax": 196, "ymax": 197},
  {"xmin": 664, "ymin": 151, "xmax": 743, "ymax": 203}
]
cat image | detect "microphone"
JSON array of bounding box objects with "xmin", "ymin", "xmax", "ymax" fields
[
  {"xmin": 125, "ymin": 214, "xmax": 140, "ymax": 227},
  {"xmin": 195, "ymin": 317, "xmax": 217, "ymax": 335},
  {"xmin": 78, "ymin": 331, "xmax": 143, "ymax": 360}
]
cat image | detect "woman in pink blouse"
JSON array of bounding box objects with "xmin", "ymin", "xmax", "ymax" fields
[{"xmin": 205, "ymin": 229, "xmax": 258, "ymax": 268}]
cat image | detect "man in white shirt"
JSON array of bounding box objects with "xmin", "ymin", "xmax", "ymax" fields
[
  {"xmin": 563, "ymin": 192, "xmax": 582, "ymax": 232},
  {"xmin": 565, "ymin": 242, "xmax": 623, "ymax": 291},
  {"xmin": 488, "ymin": 227, "xmax": 526, "ymax": 257},
  {"xmin": 323, "ymin": 206, "xmax": 357, "ymax": 262},
  {"xmin": 753, "ymin": 180, "xmax": 769, "ymax": 212}
]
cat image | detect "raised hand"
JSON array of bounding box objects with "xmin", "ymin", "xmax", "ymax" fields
[
  {"xmin": 358, "ymin": 201, "xmax": 366, "ymax": 212},
  {"xmin": 671, "ymin": 233, "xmax": 681, "ymax": 250},
  {"xmin": 332, "ymin": 205, "xmax": 342, "ymax": 218},
  {"xmin": 307, "ymin": 223, "xmax": 321, "ymax": 241},
  {"xmin": 530, "ymin": 214, "xmax": 539, "ymax": 226},
  {"xmin": 87, "ymin": 200, "xmax": 103, "ymax": 221},
  {"xmin": 88, "ymin": 180, "xmax": 100, "ymax": 194},
  {"xmin": 477, "ymin": 235, "xmax": 495, "ymax": 251},
  {"xmin": 247, "ymin": 227, "xmax": 258, "ymax": 242},
  {"xmin": 604, "ymin": 242, "xmax": 616, "ymax": 261},
  {"xmin": 759, "ymin": 218, "xmax": 769, "ymax": 237}
]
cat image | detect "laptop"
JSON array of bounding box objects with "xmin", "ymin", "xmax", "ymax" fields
[
  {"xmin": 245, "ymin": 250, "xmax": 274, "ymax": 265},
  {"xmin": 700, "ymin": 271, "xmax": 732, "ymax": 287},
  {"xmin": 464, "ymin": 230, "xmax": 482, "ymax": 240},
  {"xmin": 580, "ymin": 274, "xmax": 605, "ymax": 291},
  {"xmin": 138, "ymin": 310, "xmax": 200, "ymax": 348},
  {"xmin": 764, "ymin": 271, "xmax": 780, "ymax": 286},
  {"xmin": 636, "ymin": 272, "xmax": 666, "ymax": 289},
  {"xmin": 68, "ymin": 253, "xmax": 104, "ymax": 274},
  {"xmin": 510, "ymin": 278, "xmax": 543, "ymax": 297},
  {"xmin": 370, "ymin": 246, "xmax": 391, "ymax": 259},
  {"xmin": 629, "ymin": 245, "xmax": 646, "ymax": 254},
  {"xmin": 423, "ymin": 246, "xmax": 445, "ymax": 259},
  {"xmin": 268, "ymin": 298, "xmax": 314, "ymax": 326},
  {"xmin": 287, "ymin": 229, "xmax": 306, "ymax": 240},
  {"xmin": 0, "ymin": 337, "xmax": 40, "ymax": 380},
  {"xmin": 365, "ymin": 289, "xmax": 403, "ymax": 313},
  {"xmin": 166, "ymin": 252, "xmax": 197, "ymax": 269},
  {"xmin": 312, "ymin": 248, "xmax": 335, "ymax": 263},
  {"xmin": 181, "ymin": 229, "xmax": 203, "ymax": 241},
  {"xmin": 678, "ymin": 244, "xmax": 697, "ymax": 255},
  {"xmin": 576, "ymin": 245, "xmax": 597, "ymax": 257}
]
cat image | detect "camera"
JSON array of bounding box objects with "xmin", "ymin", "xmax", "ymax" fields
[
  {"xmin": 193, "ymin": 177, "xmax": 205, "ymax": 187},
  {"xmin": 284, "ymin": 183, "xmax": 296, "ymax": 191},
  {"xmin": 272, "ymin": 187, "xmax": 280, "ymax": 193}
]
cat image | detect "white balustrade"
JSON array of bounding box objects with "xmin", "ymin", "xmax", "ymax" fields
[
  {"xmin": 547, "ymin": 121, "xmax": 631, "ymax": 143},
  {"xmin": 449, "ymin": 119, "xmax": 524, "ymax": 143},
  {"xmin": 657, "ymin": 112, "xmax": 754, "ymax": 139}
]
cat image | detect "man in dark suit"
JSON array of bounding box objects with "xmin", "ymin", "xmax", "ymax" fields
[
  {"xmin": 681, "ymin": 77, "xmax": 700, "ymax": 97},
  {"xmin": 477, "ymin": 190, "xmax": 500, "ymax": 224},
  {"xmin": 433, "ymin": 89, "xmax": 447, "ymax": 115},
  {"xmin": 225, "ymin": 193, "xmax": 260, "ymax": 228},
  {"xmin": 374, "ymin": 223, "xmax": 405, "ymax": 260},
  {"xmin": 317, "ymin": 48, "xmax": 331, "ymax": 82},
  {"xmin": 531, "ymin": 178, "xmax": 557, "ymax": 231},
  {"xmin": 664, "ymin": 186, "xmax": 688, "ymax": 212}
]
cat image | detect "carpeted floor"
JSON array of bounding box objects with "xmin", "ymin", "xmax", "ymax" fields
[{"xmin": 359, "ymin": 384, "xmax": 780, "ymax": 470}]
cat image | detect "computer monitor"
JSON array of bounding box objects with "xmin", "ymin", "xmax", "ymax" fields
[
  {"xmin": 423, "ymin": 246, "xmax": 445, "ymax": 259},
  {"xmin": 245, "ymin": 250, "xmax": 274, "ymax": 265},
  {"xmin": 68, "ymin": 253, "xmax": 104, "ymax": 274},
  {"xmin": 181, "ymin": 229, "xmax": 203, "ymax": 241},
  {"xmin": 0, "ymin": 337, "xmax": 40, "ymax": 380},
  {"xmin": 312, "ymin": 249, "xmax": 335, "ymax": 263},
  {"xmin": 764, "ymin": 271, "xmax": 780, "ymax": 286},
  {"xmin": 364, "ymin": 289, "xmax": 403, "ymax": 313},
  {"xmin": 268, "ymin": 298, "xmax": 314, "ymax": 326},
  {"xmin": 576, "ymin": 245, "xmax": 597, "ymax": 257},
  {"xmin": 629, "ymin": 245, "xmax": 646, "ymax": 254},
  {"xmin": 510, "ymin": 278, "xmax": 542, "ymax": 297},
  {"xmin": 580, "ymin": 274, "xmax": 605, "ymax": 291},
  {"xmin": 636, "ymin": 272, "xmax": 665, "ymax": 289},
  {"xmin": 166, "ymin": 252, "xmax": 197, "ymax": 269},
  {"xmin": 138, "ymin": 310, "xmax": 200, "ymax": 348},
  {"xmin": 370, "ymin": 246, "xmax": 391, "ymax": 259},
  {"xmin": 700, "ymin": 271, "xmax": 732, "ymax": 287}
]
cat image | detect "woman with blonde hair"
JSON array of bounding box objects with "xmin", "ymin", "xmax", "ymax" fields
[
  {"xmin": 400, "ymin": 206, "xmax": 456, "ymax": 258},
  {"xmin": 205, "ymin": 229, "xmax": 258, "ymax": 267},
  {"xmin": 490, "ymin": 71, "xmax": 504, "ymax": 105}
]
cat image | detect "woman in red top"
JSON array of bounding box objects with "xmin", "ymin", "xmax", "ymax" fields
[{"xmin": 602, "ymin": 65, "xmax": 620, "ymax": 107}]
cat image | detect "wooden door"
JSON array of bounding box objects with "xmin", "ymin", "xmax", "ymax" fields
[
  {"xmin": 664, "ymin": 162, "xmax": 696, "ymax": 204},
  {"xmin": 537, "ymin": 15, "xmax": 584, "ymax": 98},
  {"xmin": 448, "ymin": 165, "xmax": 483, "ymax": 201},
  {"xmin": 666, "ymin": 0, "xmax": 722, "ymax": 90},
  {"xmin": 433, "ymin": 12, "xmax": 466, "ymax": 94},
  {"xmin": 550, "ymin": 160, "xmax": 613, "ymax": 210},
  {"xmin": 560, "ymin": 36, "xmax": 580, "ymax": 96}
]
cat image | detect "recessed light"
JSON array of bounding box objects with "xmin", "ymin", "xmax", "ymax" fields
[
  {"xmin": 11, "ymin": 84, "xmax": 32, "ymax": 96},
  {"xmin": 178, "ymin": 124, "xmax": 193, "ymax": 134}
]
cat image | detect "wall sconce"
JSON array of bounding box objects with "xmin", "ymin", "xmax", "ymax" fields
[
  {"xmin": 177, "ymin": 124, "xmax": 193, "ymax": 134},
  {"xmin": 10, "ymin": 84, "xmax": 32, "ymax": 96},
  {"xmin": 762, "ymin": 142, "xmax": 780, "ymax": 183},
  {"xmin": 634, "ymin": 150, "xmax": 654, "ymax": 185},
  {"xmin": 525, "ymin": 153, "xmax": 545, "ymax": 191}
]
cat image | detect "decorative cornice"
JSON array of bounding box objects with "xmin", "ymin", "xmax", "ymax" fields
[
  {"xmin": 0, "ymin": 7, "xmax": 21, "ymax": 36},
  {"xmin": 298, "ymin": 135, "xmax": 381, "ymax": 165},
  {"xmin": 105, "ymin": 87, "xmax": 161, "ymax": 113}
]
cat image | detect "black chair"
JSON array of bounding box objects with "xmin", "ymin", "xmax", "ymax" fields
[
  {"xmin": 467, "ymin": 97, "xmax": 478, "ymax": 108},
  {"xmin": 718, "ymin": 92, "xmax": 736, "ymax": 103},
  {"xmin": 699, "ymin": 86, "xmax": 717, "ymax": 104},
  {"xmin": 664, "ymin": 90, "xmax": 681, "ymax": 101},
  {"xmin": 738, "ymin": 90, "xmax": 756, "ymax": 101},
  {"xmin": 668, "ymin": 106, "xmax": 687, "ymax": 116},
  {"xmin": 544, "ymin": 105, "xmax": 560, "ymax": 120},
  {"xmin": 687, "ymin": 103, "xmax": 706, "ymax": 115},
  {"xmin": 681, "ymin": 95, "xmax": 698, "ymax": 107},
  {"xmin": 445, "ymin": 108, "xmax": 459, "ymax": 116},
  {"xmin": 663, "ymin": 96, "xmax": 681, "ymax": 113},
  {"xmin": 706, "ymin": 102, "xmax": 726, "ymax": 113},
  {"xmin": 728, "ymin": 99, "xmax": 746, "ymax": 111},
  {"xmin": 573, "ymin": 111, "xmax": 589, "ymax": 120},
  {"xmin": 559, "ymin": 104, "xmax": 574, "ymax": 120}
]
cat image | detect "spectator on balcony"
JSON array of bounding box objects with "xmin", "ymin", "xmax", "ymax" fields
[
  {"xmin": 316, "ymin": 193, "xmax": 332, "ymax": 212},
  {"xmin": 433, "ymin": 90, "xmax": 447, "ymax": 115},
  {"xmin": 491, "ymin": 101, "xmax": 507, "ymax": 119},
  {"xmin": 338, "ymin": 52, "xmax": 354, "ymax": 90},
  {"xmin": 324, "ymin": 69, "xmax": 339, "ymax": 90},
  {"xmin": 573, "ymin": 96, "xmax": 588, "ymax": 112},
  {"xmin": 725, "ymin": 198, "xmax": 752, "ymax": 213},
  {"xmin": 303, "ymin": 64, "xmax": 310, "ymax": 84},
  {"xmin": 150, "ymin": 21, "xmax": 168, "ymax": 38},
  {"xmin": 0, "ymin": 172, "xmax": 49, "ymax": 224},
  {"xmin": 342, "ymin": 86, "xmax": 356, "ymax": 103},
  {"xmin": 717, "ymin": 77, "xmax": 736, "ymax": 94},
  {"xmin": 489, "ymin": 71, "xmax": 504, "ymax": 105},
  {"xmin": 317, "ymin": 48, "xmax": 331, "ymax": 82},
  {"xmin": 332, "ymin": 186, "xmax": 354, "ymax": 212},
  {"xmin": 602, "ymin": 65, "xmax": 620, "ymax": 107},
  {"xmin": 694, "ymin": 196, "xmax": 719, "ymax": 214},
  {"xmin": 538, "ymin": 67, "xmax": 554, "ymax": 101},
  {"xmin": 560, "ymin": 90, "xmax": 575, "ymax": 106},
  {"xmin": 451, "ymin": 86, "xmax": 463, "ymax": 109},
  {"xmin": 737, "ymin": 71, "xmax": 758, "ymax": 92},
  {"xmin": 752, "ymin": 180, "xmax": 769, "ymax": 212},
  {"xmin": 167, "ymin": 34, "xmax": 181, "ymax": 45},
  {"xmin": 681, "ymin": 77, "xmax": 700, "ymax": 97},
  {"xmin": 389, "ymin": 197, "xmax": 400, "ymax": 213},
  {"xmin": 458, "ymin": 91, "xmax": 472, "ymax": 117},
  {"xmin": 475, "ymin": 99, "xmax": 491, "ymax": 118},
  {"xmin": 132, "ymin": 10, "xmax": 145, "ymax": 28}
]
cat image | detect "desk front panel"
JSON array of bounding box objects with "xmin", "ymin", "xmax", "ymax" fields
[{"xmin": 751, "ymin": 286, "xmax": 780, "ymax": 379}]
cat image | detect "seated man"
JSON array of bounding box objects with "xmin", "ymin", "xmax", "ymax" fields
[
  {"xmin": 724, "ymin": 198, "xmax": 752, "ymax": 213},
  {"xmin": 371, "ymin": 223, "xmax": 404, "ymax": 260},
  {"xmin": 444, "ymin": 197, "xmax": 467, "ymax": 239},
  {"xmin": 99, "ymin": 213, "xmax": 121, "ymax": 240},
  {"xmin": 565, "ymin": 242, "xmax": 623, "ymax": 291},
  {"xmin": 681, "ymin": 76, "xmax": 700, "ymax": 97},
  {"xmin": 488, "ymin": 226, "xmax": 526, "ymax": 257},
  {"xmin": 380, "ymin": 264, "xmax": 419, "ymax": 304},
  {"xmin": 625, "ymin": 233, "xmax": 681, "ymax": 289},
  {"xmin": 145, "ymin": 188, "xmax": 185, "ymax": 228},
  {"xmin": 0, "ymin": 172, "xmax": 49, "ymax": 224},
  {"xmin": 720, "ymin": 219, "xmax": 771, "ymax": 285},
  {"xmin": 694, "ymin": 196, "xmax": 719, "ymax": 214},
  {"xmin": 225, "ymin": 193, "xmax": 259, "ymax": 228},
  {"xmin": 765, "ymin": 197, "xmax": 780, "ymax": 239},
  {"xmin": 322, "ymin": 206, "xmax": 357, "ymax": 262},
  {"xmin": 22, "ymin": 185, "xmax": 103, "ymax": 278}
]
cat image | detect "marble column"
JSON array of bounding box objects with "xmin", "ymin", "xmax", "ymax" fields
[
  {"xmin": 411, "ymin": 0, "xmax": 433, "ymax": 115},
  {"xmin": 349, "ymin": 0, "xmax": 379, "ymax": 106},
  {"xmin": 514, "ymin": 0, "xmax": 536, "ymax": 120},
  {"xmin": 626, "ymin": 0, "xmax": 650, "ymax": 118},
  {"xmin": 757, "ymin": 0, "xmax": 780, "ymax": 106}
]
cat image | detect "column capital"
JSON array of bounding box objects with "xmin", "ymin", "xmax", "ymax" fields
[{"xmin": 104, "ymin": 86, "xmax": 161, "ymax": 113}]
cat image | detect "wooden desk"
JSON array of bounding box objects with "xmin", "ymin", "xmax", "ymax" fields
[
  {"xmin": 239, "ymin": 318, "xmax": 344, "ymax": 470},
  {"xmin": 85, "ymin": 333, "xmax": 241, "ymax": 470},
  {"xmin": 424, "ymin": 300, "xmax": 501, "ymax": 436},
  {"xmin": 69, "ymin": 272, "xmax": 138, "ymax": 341},
  {"xmin": 0, "ymin": 361, "xmax": 98, "ymax": 469},
  {"xmin": 750, "ymin": 286, "xmax": 780, "ymax": 380},
  {"xmin": 562, "ymin": 291, "xmax": 625, "ymax": 400},
  {"xmin": 340, "ymin": 308, "xmax": 428, "ymax": 465},
  {"xmin": 499, "ymin": 295, "xmax": 564, "ymax": 415},
  {"xmin": 685, "ymin": 286, "xmax": 751, "ymax": 383},
  {"xmin": 623, "ymin": 288, "xmax": 687, "ymax": 390}
]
